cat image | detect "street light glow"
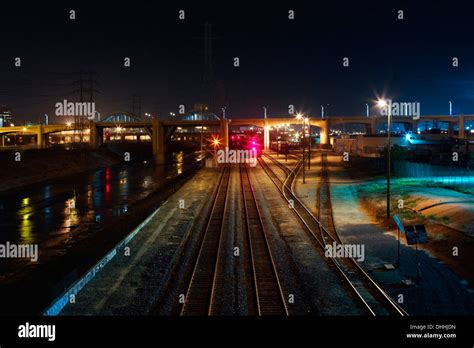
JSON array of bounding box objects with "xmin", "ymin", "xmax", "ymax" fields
[
  {"xmin": 376, "ymin": 99, "xmax": 387, "ymax": 108},
  {"xmin": 210, "ymin": 136, "xmax": 221, "ymax": 147}
]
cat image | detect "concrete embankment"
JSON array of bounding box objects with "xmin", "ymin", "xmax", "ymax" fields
[{"xmin": 0, "ymin": 147, "xmax": 121, "ymax": 192}]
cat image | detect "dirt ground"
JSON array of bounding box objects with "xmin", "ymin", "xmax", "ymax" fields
[{"xmin": 358, "ymin": 180, "xmax": 474, "ymax": 289}]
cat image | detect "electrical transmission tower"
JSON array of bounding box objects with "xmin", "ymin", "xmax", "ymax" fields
[
  {"xmin": 130, "ymin": 94, "xmax": 142, "ymax": 120},
  {"xmin": 202, "ymin": 22, "xmax": 217, "ymax": 114},
  {"xmin": 74, "ymin": 70, "xmax": 99, "ymax": 145}
]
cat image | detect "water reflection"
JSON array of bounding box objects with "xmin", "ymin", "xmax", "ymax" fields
[
  {"xmin": 0, "ymin": 152, "xmax": 197, "ymax": 253},
  {"xmin": 64, "ymin": 194, "xmax": 79, "ymax": 230},
  {"xmin": 176, "ymin": 151, "xmax": 184, "ymax": 175},
  {"xmin": 19, "ymin": 197, "xmax": 33, "ymax": 243}
]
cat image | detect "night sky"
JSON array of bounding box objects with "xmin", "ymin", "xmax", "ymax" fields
[{"xmin": 1, "ymin": 1, "xmax": 474, "ymax": 124}]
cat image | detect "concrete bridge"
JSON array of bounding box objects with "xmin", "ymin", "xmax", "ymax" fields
[
  {"xmin": 91, "ymin": 118, "xmax": 329, "ymax": 163},
  {"xmin": 1, "ymin": 114, "xmax": 473, "ymax": 163},
  {"xmin": 329, "ymin": 115, "xmax": 474, "ymax": 138},
  {"xmin": 0, "ymin": 124, "xmax": 71, "ymax": 148}
]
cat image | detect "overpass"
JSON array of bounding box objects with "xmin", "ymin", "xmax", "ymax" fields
[
  {"xmin": 1, "ymin": 114, "xmax": 473, "ymax": 163},
  {"xmin": 91, "ymin": 118, "xmax": 330, "ymax": 163},
  {"xmin": 0, "ymin": 124, "xmax": 72, "ymax": 148},
  {"xmin": 329, "ymin": 115, "xmax": 474, "ymax": 138}
]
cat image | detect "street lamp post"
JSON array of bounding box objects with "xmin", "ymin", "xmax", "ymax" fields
[
  {"xmin": 200, "ymin": 125, "xmax": 204, "ymax": 159},
  {"xmin": 321, "ymin": 104, "xmax": 329, "ymax": 119},
  {"xmin": 222, "ymin": 107, "xmax": 226, "ymax": 119},
  {"xmin": 296, "ymin": 113, "xmax": 305, "ymax": 183},
  {"xmin": 366, "ymin": 103, "xmax": 369, "ymax": 117},
  {"xmin": 449, "ymin": 101, "xmax": 452, "ymax": 116},
  {"xmin": 305, "ymin": 117, "xmax": 311, "ymax": 170},
  {"xmin": 387, "ymin": 106, "xmax": 392, "ymax": 220},
  {"xmin": 377, "ymin": 99, "xmax": 392, "ymax": 220},
  {"xmin": 263, "ymin": 106, "xmax": 267, "ymax": 119},
  {"xmin": 302, "ymin": 128, "xmax": 305, "ymax": 184}
]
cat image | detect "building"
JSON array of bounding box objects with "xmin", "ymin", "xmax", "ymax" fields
[{"xmin": 0, "ymin": 105, "xmax": 13, "ymax": 127}]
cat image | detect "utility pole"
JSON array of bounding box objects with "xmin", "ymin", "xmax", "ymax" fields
[
  {"xmin": 302, "ymin": 136, "xmax": 305, "ymax": 184},
  {"xmin": 387, "ymin": 106, "xmax": 392, "ymax": 220},
  {"xmin": 200, "ymin": 103, "xmax": 204, "ymax": 159},
  {"xmin": 202, "ymin": 22, "xmax": 215, "ymax": 112},
  {"xmin": 376, "ymin": 99, "xmax": 392, "ymax": 220},
  {"xmin": 307, "ymin": 118, "xmax": 311, "ymax": 170},
  {"xmin": 302, "ymin": 119, "xmax": 305, "ymax": 184},
  {"xmin": 321, "ymin": 104, "xmax": 329, "ymax": 119}
]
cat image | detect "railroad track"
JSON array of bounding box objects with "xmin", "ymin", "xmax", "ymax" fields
[
  {"xmin": 181, "ymin": 162, "xmax": 288, "ymax": 316},
  {"xmin": 317, "ymin": 153, "xmax": 339, "ymax": 242},
  {"xmin": 239, "ymin": 163, "xmax": 289, "ymax": 316},
  {"xmin": 180, "ymin": 164, "xmax": 231, "ymax": 315},
  {"xmin": 260, "ymin": 152, "xmax": 408, "ymax": 316}
]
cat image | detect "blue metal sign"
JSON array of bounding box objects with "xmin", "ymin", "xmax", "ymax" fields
[
  {"xmin": 404, "ymin": 225, "xmax": 428, "ymax": 245},
  {"xmin": 393, "ymin": 214, "xmax": 405, "ymax": 234}
]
